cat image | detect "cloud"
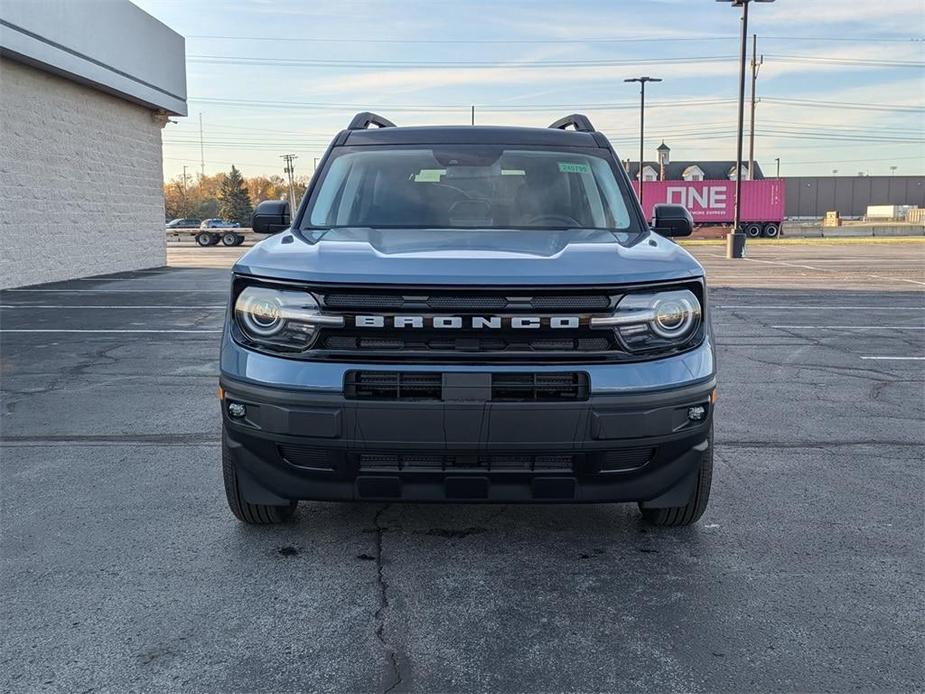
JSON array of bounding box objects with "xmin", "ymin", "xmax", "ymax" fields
[{"xmin": 759, "ymin": 0, "xmax": 924, "ymax": 28}]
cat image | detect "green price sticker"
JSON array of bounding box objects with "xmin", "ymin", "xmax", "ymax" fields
[{"xmin": 558, "ymin": 162, "xmax": 591, "ymax": 174}]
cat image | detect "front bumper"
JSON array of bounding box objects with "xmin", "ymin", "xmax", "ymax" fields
[{"xmin": 221, "ymin": 370, "xmax": 715, "ymax": 506}]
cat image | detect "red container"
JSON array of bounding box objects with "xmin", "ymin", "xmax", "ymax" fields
[{"xmin": 631, "ymin": 179, "xmax": 785, "ymax": 225}]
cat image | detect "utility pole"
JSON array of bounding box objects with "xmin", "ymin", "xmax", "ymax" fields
[
  {"xmin": 717, "ymin": 0, "xmax": 776, "ymax": 259},
  {"xmin": 281, "ymin": 154, "xmax": 298, "ymax": 211},
  {"xmin": 180, "ymin": 165, "xmax": 189, "ymax": 216},
  {"xmin": 471, "ymin": 105, "xmax": 475, "ymax": 126},
  {"xmin": 748, "ymin": 33, "xmax": 763, "ymax": 181},
  {"xmin": 624, "ymin": 76, "xmax": 662, "ymax": 213},
  {"xmin": 199, "ymin": 113, "xmax": 205, "ymax": 179}
]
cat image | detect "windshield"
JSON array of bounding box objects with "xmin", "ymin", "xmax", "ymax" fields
[{"xmin": 304, "ymin": 146, "xmax": 638, "ymax": 232}]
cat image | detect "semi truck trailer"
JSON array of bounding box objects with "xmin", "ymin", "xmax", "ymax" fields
[{"xmin": 633, "ymin": 179, "xmax": 785, "ymax": 238}]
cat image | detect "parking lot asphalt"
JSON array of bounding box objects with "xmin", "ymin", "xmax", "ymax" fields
[{"xmin": 2, "ymin": 241, "xmax": 923, "ymax": 692}]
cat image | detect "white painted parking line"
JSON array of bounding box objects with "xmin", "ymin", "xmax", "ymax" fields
[
  {"xmin": 773, "ymin": 325, "xmax": 925, "ymax": 330},
  {"xmin": 3, "ymin": 288, "xmax": 226, "ymax": 293},
  {"xmin": 0, "ymin": 329, "xmax": 222, "ymax": 334},
  {"xmin": 739, "ymin": 256, "xmax": 925, "ymax": 286},
  {"xmin": 716, "ymin": 305, "xmax": 924, "ymax": 311},
  {"xmin": 0, "ymin": 305, "xmax": 225, "ymax": 309},
  {"xmin": 860, "ymin": 356, "xmax": 925, "ymax": 361}
]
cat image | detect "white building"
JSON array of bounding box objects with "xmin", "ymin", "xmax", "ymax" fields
[{"xmin": 0, "ymin": 0, "xmax": 186, "ymax": 289}]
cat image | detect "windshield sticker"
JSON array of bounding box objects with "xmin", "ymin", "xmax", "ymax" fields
[
  {"xmin": 558, "ymin": 162, "xmax": 591, "ymax": 174},
  {"xmin": 414, "ymin": 169, "xmax": 446, "ymax": 182}
]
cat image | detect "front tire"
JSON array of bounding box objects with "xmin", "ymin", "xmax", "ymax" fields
[
  {"xmin": 639, "ymin": 426, "xmax": 713, "ymax": 527},
  {"xmin": 745, "ymin": 223, "xmax": 763, "ymax": 238},
  {"xmin": 195, "ymin": 231, "xmax": 212, "ymax": 247},
  {"xmin": 222, "ymin": 435, "xmax": 297, "ymax": 524}
]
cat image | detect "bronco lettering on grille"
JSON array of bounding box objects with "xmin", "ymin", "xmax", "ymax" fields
[{"xmin": 353, "ymin": 315, "xmax": 582, "ymax": 329}]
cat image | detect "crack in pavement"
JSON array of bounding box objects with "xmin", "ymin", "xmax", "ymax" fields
[{"xmin": 372, "ymin": 504, "xmax": 404, "ymax": 693}]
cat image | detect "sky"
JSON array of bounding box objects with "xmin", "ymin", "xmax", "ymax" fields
[{"xmin": 132, "ymin": 0, "xmax": 925, "ymax": 182}]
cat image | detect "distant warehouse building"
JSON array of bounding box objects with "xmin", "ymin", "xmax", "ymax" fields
[
  {"xmin": 784, "ymin": 176, "xmax": 925, "ymax": 219},
  {"xmin": 0, "ymin": 0, "xmax": 186, "ymax": 289}
]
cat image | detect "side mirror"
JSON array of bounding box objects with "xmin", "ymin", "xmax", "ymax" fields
[
  {"xmin": 652, "ymin": 204, "xmax": 694, "ymax": 237},
  {"xmin": 251, "ymin": 200, "xmax": 291, "ymax": 234}
]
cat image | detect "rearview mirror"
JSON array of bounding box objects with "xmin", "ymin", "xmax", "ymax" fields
[
  {"xmin": 652, "ymin": 204, "xmax": 694, "ymax": 237},
  {"xmin": 251, "ymin": 200, "xmax": 291, "ymax": 234}
]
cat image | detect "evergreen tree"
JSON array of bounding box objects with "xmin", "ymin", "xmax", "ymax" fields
[{"xmin": 217, "ymin": 165, "xmax": 253, "ymax": 224}]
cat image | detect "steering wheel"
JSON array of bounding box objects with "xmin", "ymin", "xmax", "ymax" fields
[{"xmin": 524, "ymin": 213, "xmax": 581, "ymax": 227}]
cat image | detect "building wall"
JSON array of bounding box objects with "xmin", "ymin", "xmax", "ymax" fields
[
  {"xmin": 785, "ymin": 176, "xmax": 925, "ymax": 218},
  {"xmin": 0, "ymin": 58, "xmax": 166, "ymax": 288},
  {"xmin": 0, "ymin": 0, "xmax": 186, "ymax": 115}
]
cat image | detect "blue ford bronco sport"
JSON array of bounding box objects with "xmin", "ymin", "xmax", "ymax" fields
[{"xmin": 220, "ymin": 112, "xmax": 715, "ymax": 527}]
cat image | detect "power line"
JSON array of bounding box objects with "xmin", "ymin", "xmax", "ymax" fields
[
  {"xmin": 187, "ymin": 54, "xmax": 737, "ymax": 69},
  {"xmin": 186, "ymin": 96, "xmax": 738, "ymax": 112},
  {"xmin": 185, "ymin": 33, "xmax": 924, "ymax": 45},
  {"xmin": 773, "ymin": 155, "xmax": 924, "ymax": 165},
  {"xmin": 766, "ymin": 54, "xmax": 924, "ymax": 68},
  {"xmin": 762, "ymin": 97, "xmax": 924, "ymax": 113}
]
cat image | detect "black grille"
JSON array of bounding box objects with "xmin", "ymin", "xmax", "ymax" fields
[
  {"xmin": 491, "ymin": 372, "xmax": 589, "ymax": 402},
  {"xmin": 358, "ymin": 452, "xmax": 577, "ymax": 472},
  {"xmin": 324, "ymin": 294, "xmax": 406, "ymax": 310},
  {"xmin": 322, "ymin": 292, "xmax": 612, "ymax": 312},
  {"xmin": 320, "ymin": 333, "xmax": 613, "ymax": 354},
  {"xmin": 344, "ymin": 371, "xmax": 442, "ymax": 400},
  {"xmin": 345, "ymin": 371, "xmax": 589, "ymax": 402}
]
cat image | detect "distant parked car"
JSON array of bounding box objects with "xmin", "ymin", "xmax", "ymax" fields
[
  {"xmin": 166, "ymin": 218, "xmax": 201, "ymax": 229},
  {"xmin": 200, "ymin": 219, "xmax": 241, "ymax": 229}
]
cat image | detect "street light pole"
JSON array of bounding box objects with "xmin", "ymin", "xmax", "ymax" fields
[
  {"xmin": 718, "ymin": 0, "xmax": 776, "ymax": 259},
  {"xmin": 624, "ymin": 76, "xmax": 662, "ymax": 215}
]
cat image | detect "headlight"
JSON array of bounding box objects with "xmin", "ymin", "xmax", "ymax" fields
[
  {"xmin": 234, "ymin": 285, "xmax": 342, "ymax": 351},
  {"xmin": 591, "ymin": 289, "xmax": 702, "ymax": 352}
]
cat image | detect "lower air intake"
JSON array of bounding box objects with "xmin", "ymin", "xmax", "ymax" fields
[
  {"xmin": 491, "ymin": 372, "xmax": 589, "ymax": 401},
  {"xmin": 345, "ymin": 371, "xmax": 442, "ymax": 400}
]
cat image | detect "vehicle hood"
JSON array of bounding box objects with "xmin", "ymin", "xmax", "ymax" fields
[{"xmin": 233, "ymin": 227, "xmax": 704, "ymax": 286}]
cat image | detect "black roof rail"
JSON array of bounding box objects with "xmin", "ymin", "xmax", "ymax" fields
[
  {"xmin": 548, "ymin": 114, "xmax": 595, "ymax": 133},
  {"xmin": 347, "ymin": 112, "xmax": 396, "ymax": 130}
]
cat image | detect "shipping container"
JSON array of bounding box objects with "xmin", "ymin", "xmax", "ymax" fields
[{"xmin": 632, "ymin": 179, "xmax": 786, "ymax": 238}]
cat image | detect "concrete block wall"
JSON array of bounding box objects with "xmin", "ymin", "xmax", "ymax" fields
[{"xmin": 0, "ymin": 58, "xmax": 167, "ymax": 289}]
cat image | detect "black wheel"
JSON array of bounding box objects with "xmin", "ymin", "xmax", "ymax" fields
[
  {"xmin": 208, "ymin": 233, "xmax": 221, "ymax": 246},
  {"xmin": 221, "ymin": 231, "xmax": 238, "ymax": 246},
  {"xmin": 745, "ymin": 223, "xmax": 762, "ymax": 238},
  {"xmin": 195, "ymin": 232, "xmax": 213, "ymax": 247},
  {"xmin": 232, "ymin": 234, "xmax": 245, "ymax": 246},
  {"xmin": 762, "ymin": 222, "xmax": 780, "ymax": 238},
  {"xmin": 222, "ymin": 434, "xmax": 297, "ymax": 524},
  {"xmin": 639, "ymin": 425, "xmax": 713, "ymax": 527}
]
